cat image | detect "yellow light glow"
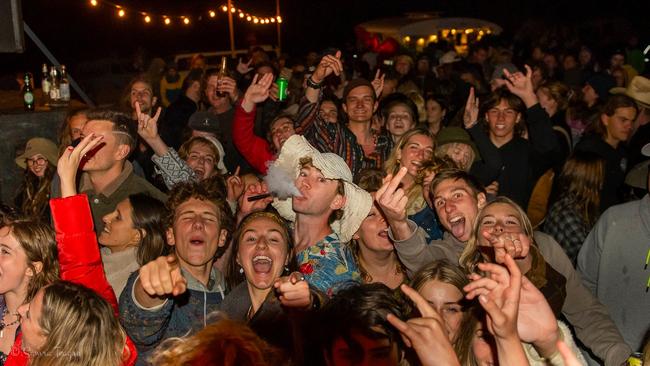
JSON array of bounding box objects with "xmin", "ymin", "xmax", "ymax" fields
[
  {"xmin": 270, "ymin": 17, "xmax": 275, "ymax": 22},
  {"xmin": 222, "ymin": 5, "xmax": 228, "ymax": 12},
  {"xmin": 253, "ymin": 18, "xmax": 259, "ymax": 23},
  {"xmin": 465, "ymin": 29, "xmax": 473, "ymax": 34},
  {"xmin": 230, "ymin": 7, "xmax": 236, "ymax": 13},
  {"xmin": 403, "ymin": 36, "xmax": 411, "ymax": 42},
  {"xmin": 441, "ymin": 29, "xmax": 449, "ymax": 37},
  {"xmin": 89, "ymin": 0, "xmax": 98, "ymax": 6},
  {"xmin": 277, "ymin": 16, "xmax": 282, "ymax": 23},
  {"xmin": 429, "ymin": 35, "xmax": 437, "ymax": 42},
  {"xmin": 183, "ymin": 17, "xmax": 190, "ymax": 25},
  {"xmin": 417, "ymin": 38, "xmax": 425, "ymax": 46},
  {"xmin": 144, "ymin": 15, "xmax": 151, "ymax": 23},
  {"xmin": 239, "ymin": 12, "xmax": 244, "ymax": 18},
  {"xmin": 209, "ymin": 10, "xmax": 216, "ymax": 18},
  {"xmin": 118, "ymin": 9, "xmax": 125, "ymax": 17},
  {"xmin": 246, "ymin": 15, "xmax": 252, "ymax": 21},
  {"xmin": 478, "ymin": 30, "xmax": 484, "ymax": 35},
  {"xmin": 451, "ymin": 29, "xmax": 457, "ymax": 35},
  {"xmin": 164, "ymin": 17, "xmax": 171, "ymax": 25}
]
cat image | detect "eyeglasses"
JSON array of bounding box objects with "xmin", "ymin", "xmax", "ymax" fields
[
  {"xmin": 487, "ymin": 108, "xmax": 517, "ymax": 118},
  {"xmin": 26, "ymin": 157, "xmax": 47, "ymax": 167}
]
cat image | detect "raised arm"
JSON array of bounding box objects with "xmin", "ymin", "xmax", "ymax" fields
[{"xmin": 233, "ymin": 73, "xmax": 276, "ymax": 174}]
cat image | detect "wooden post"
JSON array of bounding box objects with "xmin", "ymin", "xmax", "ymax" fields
[
  {"xmin": 276, "ymin": 0, "xmax": 281, "ymax": 54},
  {"xmin": 227, "ymin": 0, "xmax": 236, "ymax": 57}
]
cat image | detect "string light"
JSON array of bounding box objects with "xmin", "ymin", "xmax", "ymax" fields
[{"xmin": 82, "ymin": 1, "xmax": 280, "ymax": 26}]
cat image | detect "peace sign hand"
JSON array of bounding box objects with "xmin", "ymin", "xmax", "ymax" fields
[
  {"xmin": 371, "ymin": 69, "xmax": 385, "ymax": 98},
  {"xmin": 387, "ymin": 284, "xmax": 461, "ymax": 366}
]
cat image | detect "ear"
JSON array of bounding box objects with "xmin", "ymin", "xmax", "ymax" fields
[
  {"xmin": 373, "ymin": 100, "xmax": 379, "ymax": 113},
  {"xmin": 217, "ymin": 229, "xmax": 229, "ymax": 248},
  {"xmin": 115, "ymin": 143, "xmax": 131, "ymax": 161},
  {"xmin": 352, "ymin": 231, "xmax": 360, "ymax": 240},
  {"xmin": 166, "ymin": 227, "xmax": 176, "ymax": 247},
  {"xmin": 284, "ymin": 248, "xmax": 292, "ymax": 266},
  {"xmin": 600, "ymin": 113, "xmax": 610, "ymax": 128},
  {"xmin": 152, "ymin": 96, "xmax": 158, "ymax": 108},
  {"xmin": 331, "ymin": 194, "xmax": 346, "ymax": 211},
  {"xmin": 26, "ymin": 261, "xmax": 43, "ymax": 278},
  {"xmin": 515, "ymin": 113, "xmax": 522, "ymax": 124},
  {"xmin": 342, "ymin": 103, "xmax": 348, "ymax": 114},
  {"xmin": 476, "ymin": 192, "xmax": 487, "ymax": 209},
  {"xmin": 236, "ymin": 252, "xmax": 241, "ymax": 267},
  {"xmin": 396, "ymin": 148, "xmax": 402, "ymax": 161}
]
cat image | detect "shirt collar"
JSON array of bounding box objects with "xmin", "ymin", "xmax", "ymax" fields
[{"xmin": 80, "ymin": 161, "xmax": 133, "ymax": 197}]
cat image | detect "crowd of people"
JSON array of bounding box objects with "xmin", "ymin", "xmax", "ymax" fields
[{"xmin": 4, "ymin": 29, "xmax": 650, "ymax": 366}]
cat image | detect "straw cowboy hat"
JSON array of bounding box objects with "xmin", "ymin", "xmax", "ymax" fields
[
  {"xmin": 611, "ymin": 76, "xmax": 650, "ymax": 109},
  {"xmin": 271, "ymin": 135, "xmax": 372, "ymax": 243}
]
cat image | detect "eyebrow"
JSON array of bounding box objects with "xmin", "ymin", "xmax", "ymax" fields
[
  {"xmin": 434, "ymin": 187, "xmax": 469, "ymax": 199},
  {"xmin": 178, "ymin": 210, "xmax": 218, "ymax": 217}
]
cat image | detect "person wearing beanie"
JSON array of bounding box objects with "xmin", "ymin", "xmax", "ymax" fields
[
  {"xmin": 583, "ymin": 74, "xmax": 616, "ymax": 108},
  {"xmin": 296, "ymin": 50, "xmax": 393, "ymax": 178}
]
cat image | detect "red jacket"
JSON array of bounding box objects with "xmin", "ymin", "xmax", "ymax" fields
[
  {"xmin": 5, "ymin": 194, "xmax": 137, "ymax": 366},
  {"xmin": 232, "ymin": 103, "xmax": 275, "ymax": 174}
]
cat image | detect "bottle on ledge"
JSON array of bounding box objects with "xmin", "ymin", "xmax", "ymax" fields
[
  {"xmin": 41, "ymin": 63, "xmax": 50, "ymax": 107},
  {"xmin": 23, "ymin": 73, "xmax": 35, "ymax": 111},
  {"xmin": 60, "ymin": 65, "xmax": 70, "ymax": 104},
  {"xmin": 49, "ymin": 66, "xmax": 60, "ymax": 107}
]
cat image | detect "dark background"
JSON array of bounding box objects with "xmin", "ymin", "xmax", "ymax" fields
[{"xmin": 2, "ymin": 0, "xmax": 649, "ymax": 74}]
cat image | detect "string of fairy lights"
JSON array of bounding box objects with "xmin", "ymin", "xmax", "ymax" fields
[{"xmin": 86, "ymin": 0, "xmax": 282, "ymax": 26}]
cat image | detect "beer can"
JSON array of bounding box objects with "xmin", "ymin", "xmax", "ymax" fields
[
  {"xmin": 276, "ymin": 77, "xmax": 288, "ymax": 101},
  {"xmin": 628, "ymin": 352, "xmax": 643, "ymax": 366}
]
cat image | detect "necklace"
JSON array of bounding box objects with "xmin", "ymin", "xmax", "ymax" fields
[{"xmin": 0, "ymin": 309, "xmax": 20, "ymax": 338}]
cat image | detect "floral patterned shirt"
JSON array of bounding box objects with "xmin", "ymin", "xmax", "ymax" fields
[{"xmin": 296, "ymin": 233, "xmax": 360, "ymax": 296}]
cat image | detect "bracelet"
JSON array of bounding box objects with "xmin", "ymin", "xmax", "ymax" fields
[{"xmin": 306, "ymin": 77, "xmax": 322, "ymax": 89}]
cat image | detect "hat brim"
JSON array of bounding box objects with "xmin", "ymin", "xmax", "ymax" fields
[{"xmin": 271, "ymin": 135, "xmax": 372, "ymax": 243}]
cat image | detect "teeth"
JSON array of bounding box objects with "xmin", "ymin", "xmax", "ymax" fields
[
  {"xmin": 449, "ymin": 216, "xmax": 463, "ymax": 224},
  {"xmin": 253, "ymin": 255, "xmax": 272, "ymax": 263},
  {"xmin": 412, "ymin": 160, "xmax": 422, "ymax": 167}
]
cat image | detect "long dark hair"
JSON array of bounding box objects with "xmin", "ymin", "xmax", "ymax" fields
[
  {"xmin": 128, "ymin": 193, "xmax": 169, "ymax": 265},
  {"xmin": 16, "ymin": 163, "xmax": 55, "ymax": 221}
]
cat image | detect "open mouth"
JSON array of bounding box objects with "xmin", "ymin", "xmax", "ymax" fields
[
  {"xmin": 448, "ymin": 215, "xmax": 466, "ymax": 238},
  {"xmin": 193, "ymin": 168, "xmax": 205, "ymax": 177},
  {"xmin": 252, "ymin": 255, "xmax": 273, "ymax": 274},
  {"xmin": 378, "ymin": 228, "xmax": 389, "ymax": 239},
  {"xmin": 189, "ymin": 236, "xmax": 205, "ymax": 246}
]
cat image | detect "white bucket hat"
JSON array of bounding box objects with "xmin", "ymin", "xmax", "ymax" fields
[{"xmin": 271, "ymin": 135, "xmax": 372, "ymax": 243}]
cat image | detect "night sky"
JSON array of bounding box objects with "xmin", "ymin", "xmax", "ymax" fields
[{"xmin": 2, "ymin": 0, "xmax": 649, "ymax": 75}]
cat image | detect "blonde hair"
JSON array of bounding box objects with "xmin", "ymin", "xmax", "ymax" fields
[
  {"xmin": 384, "ymin": 128, "xmax": 435, "ymax": 215},
  {"xmin": 31, "ymin": 281, "xmax": 127, "ymax": 366},
  {"xmin": 5, "ymin": 220, "xmax": 59, "ymax": 302},
  {"xmin": 459, "ymin": 197, "xmax": 548, "ymax": 289},
  {"xmin": 537, "ymin": 81, "xmax": 571, "ymax": 111},
  {"xmin": 149, "ymin": 317, "xmax": 283, "ymax": 366},
  {"xmin": 434, "ymin": 143, "xmax": 476, "ymax": 172},
  {"xmin": 410, "ymin": 260, "xmax": 469, "ymax": 293},
  {"xmin": 178, "ymin": 136, "xmax": 221, "ymax": 175}
]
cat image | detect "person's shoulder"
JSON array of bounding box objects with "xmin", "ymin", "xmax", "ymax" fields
[{"xmin": 124, "ymin": 173, "xmax": 168, "ymax": 200}]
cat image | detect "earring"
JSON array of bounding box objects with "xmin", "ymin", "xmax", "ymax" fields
[
  {"xmin": 284, "ymin": 266, "xmax": 290, "ymax": 274},
  {"xmin": 239, "ymin": 267, "xmax": 244, "ymax": 274}
]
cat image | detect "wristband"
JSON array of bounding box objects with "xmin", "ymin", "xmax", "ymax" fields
[{"xmin": 306, "ymin": 77, "xmax": 322, "ymax": 89}]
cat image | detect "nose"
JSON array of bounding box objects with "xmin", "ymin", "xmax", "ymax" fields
[
  {"xmin": 255, "ymin": 236, "xmax": 269, "ymax": 249},
  {"xmin": 492, "ymin": 223, "xmax": 504, "ymax": 233},
  {"xmin": 191, "ymin": 216, "xmax": 206, "ymax": 230},
  {"xmin": 444, "ymin": 201, "xmax": 455, "ymax": 213},
  {"xmin": 415, "ymin": 148, "xmax": 425, "ymax": 160},
  {"xmin": 102, "ymin": 211, "xmax": 114, "ymax": 225}
]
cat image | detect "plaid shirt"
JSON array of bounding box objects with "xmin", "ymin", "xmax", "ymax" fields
[
  {"xmin": 543, "ymin": 195, "xmax": 590, "ymax": 265},
  {"xmin": 295, "ymin": 95, "xmax": 393, "ymax": 178}
]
